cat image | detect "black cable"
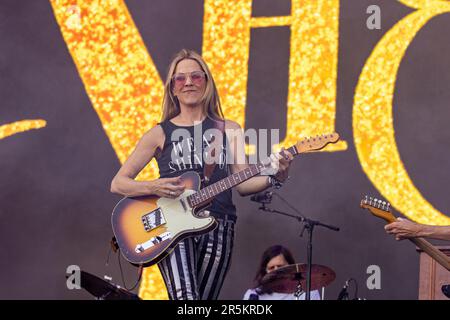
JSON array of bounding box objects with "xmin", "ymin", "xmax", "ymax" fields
[
  {"xmin": 105, "ymin": 242, "xmax": 113, "ymax": 267},
  {"xmin": 272, "ymin": 191, "xmax": 306, "ymax": 219},
  {"xmin": 117, "ymin": 249, "xmax": 143, "ymax": 291},
  {"xmin": 348, "ymin": 278, "xmax": 359, "ymax": 300}
]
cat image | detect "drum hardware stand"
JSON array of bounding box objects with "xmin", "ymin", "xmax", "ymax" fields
[
  {"xmin": 258, "ymin": 192, "xmax": 340, "ymax": 300},
  {"xmin": 293, "ymin": 277, "xmax": 305, "ymax": 300}
]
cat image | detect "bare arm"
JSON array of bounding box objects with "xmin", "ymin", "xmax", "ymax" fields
[
  {"xmin": 110, "ymin": 125, "xmax": 185, "ymax": 198},
  {"xmin": 225, "ymin": 120, "xmax": 292, "ymax": 197},
  {"xmin": 385, "ymin": 218, "xmax": 450, "ymax": 241},
  {"xmin": 420, "ymin": 225, "xmax": 450, "ymax": 241}
]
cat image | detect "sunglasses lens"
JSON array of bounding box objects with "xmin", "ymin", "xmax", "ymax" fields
[
  {"xmin": 173, "ymin": 74, "xmax": 186, "ymax": 86},
  {"xmin": 191, "ymin": 71, "xmax": 205, "ymax": 83},
  {"xmin": 173, "ymin": 72, "xmax": 205, "ymax": 87}
]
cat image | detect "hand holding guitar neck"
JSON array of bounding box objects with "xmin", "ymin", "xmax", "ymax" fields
[
  {"xmin": 385, "ymin": 218, "xmax": 425, "ymax": 241},
  {"xmin": 260, "ymin": 147, "xmax": 294, "ymax": 182},
  {"xmin": 360, "ymin": 195, "xmax": 450, "ymax": 271}
]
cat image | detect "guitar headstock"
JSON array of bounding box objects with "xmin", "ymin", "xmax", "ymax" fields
[
  {"xmin": 294, "ymin": 133, "xmax": 340, "ymax": 153},
  {"xmin": 360, "ymin": 195, "xmax": 396, "ymax": 223}
]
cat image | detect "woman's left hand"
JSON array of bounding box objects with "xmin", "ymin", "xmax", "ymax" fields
[{"xmin": 274, "ymin": 148, "xmax": 293, "ymax": 182}]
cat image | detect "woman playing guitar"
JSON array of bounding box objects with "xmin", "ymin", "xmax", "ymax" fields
[{"xmin": 110, "ymin": 49, "xmax": 293, "ymax": 300}]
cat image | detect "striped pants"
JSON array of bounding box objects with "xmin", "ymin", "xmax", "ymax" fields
[{"xmin": 157, "ymin": 216, "xmax": 235, "ymax": 300}]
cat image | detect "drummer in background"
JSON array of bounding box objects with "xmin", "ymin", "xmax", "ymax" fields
[{"xmin": 243, "ymin": 245, "xmax": 321, "ymax": 300}]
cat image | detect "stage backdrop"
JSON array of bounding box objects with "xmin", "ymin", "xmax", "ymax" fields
[{"xmin": 1, "ymin": 0, "xmax": 450, "ymax": 299}]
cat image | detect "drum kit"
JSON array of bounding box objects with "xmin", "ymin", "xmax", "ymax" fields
[
  {"xmin": 252, "ymin": 191, "xmax": 340, "ymax": 300},
  {"xmin": 260, "ymin": 263, "xmax": 336, "ymax": 299}
]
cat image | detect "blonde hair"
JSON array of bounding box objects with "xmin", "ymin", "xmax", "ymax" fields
[{"xmin": 160, "ymin": 49, "xmax": 224, "ymax": 122}]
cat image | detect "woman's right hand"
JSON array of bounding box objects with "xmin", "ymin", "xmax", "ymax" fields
[{"xmin": 150, "ymin": 176, "xmax": 185, "ymax": 199}]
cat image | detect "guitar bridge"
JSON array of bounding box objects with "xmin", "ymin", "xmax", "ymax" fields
[
  {"xmin": 135, "ymin": 232, "xmax": 172, "ymax": 253},
  {"xmin": 141, "ymin": 208, "xmax": 166, "ymax": 232}
]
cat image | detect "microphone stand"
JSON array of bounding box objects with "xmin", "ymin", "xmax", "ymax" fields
[{"xmin": 257, "ymin": 193, "xmax": 339, "ymax": 300}]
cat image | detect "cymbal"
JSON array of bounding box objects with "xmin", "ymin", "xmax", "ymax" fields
[
  {"xmin": 260, "ymin": 263, "xmax": 336, "ymax": 293},
  {"xmin": 79, "ymin": 271, "xmax": 140, "ymax": 300}
]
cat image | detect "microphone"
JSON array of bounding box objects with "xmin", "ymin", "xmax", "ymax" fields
[
  {"xmin": 442, "ymin": 284, "xmax": 450, "ymax": 299},
  {"xmin": 250, "ymin": 191, "xmax": 273, "ymax": 204},
  {"xmin": 248, "ymin": 293, "xmax": 259, "ymax": 300},
  {"xmin": 337, "ymin": 280, "xmax": 349, "ymax": 300}
]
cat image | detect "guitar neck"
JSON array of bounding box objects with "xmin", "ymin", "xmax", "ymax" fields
[
  {"xmin": 363, "ymin": 201, "xmax": 450, "ymax": 272},
  {"xmin": 409, "ymin": 237, "xmax": 450, "ymax": 271},
  {"xmin": 187, "ymin": 146, "xmax": 298, "ymax": 207}
]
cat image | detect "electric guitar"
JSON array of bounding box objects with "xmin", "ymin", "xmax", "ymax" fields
[
  {"xmin": 360, "ymin": 195, "xmax": 450, "ymax": 271},
  {"xmin": 111, "ymin": 133, "xmax": 340, "ymax": 266}
]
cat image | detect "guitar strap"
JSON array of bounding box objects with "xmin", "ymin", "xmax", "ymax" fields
[{"xmin": 203, "ymin": 118, "xmax": 225, "ymax": 185}]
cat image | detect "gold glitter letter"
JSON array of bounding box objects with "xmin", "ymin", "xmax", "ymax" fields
[
  {"xmin": 203, "ymin": 0, "xmax": 347, "ymax": 152},
  {"xmin": 353, "ymin": 0, "xmax": 450, "ymax": 224},
  {"xmin": 50, "ymin": 0, "xmax": 167, "ymax": 300},
  {"xmin": 0, "ymin": 120, "xmax": 46, "ymax": 140}
]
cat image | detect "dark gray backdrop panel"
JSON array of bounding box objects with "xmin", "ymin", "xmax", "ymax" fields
[{"xmin": 0, "ymin": 0, "xmax": 449, "ymax": 299}]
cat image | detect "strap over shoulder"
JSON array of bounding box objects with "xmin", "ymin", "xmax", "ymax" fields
[{"xmin": 203, "ymin": 119, "xmax": 225, "ymax": 184}]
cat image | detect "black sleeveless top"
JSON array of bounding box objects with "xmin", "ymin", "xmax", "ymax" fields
[{"xmin": 156, "ymin": 117, "xmax": 237, "ymax": 220}]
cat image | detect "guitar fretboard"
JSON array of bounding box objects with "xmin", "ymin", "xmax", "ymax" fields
[{"xmin": 187, "ymin": 146, "xmax": 297, "ymax": 207}]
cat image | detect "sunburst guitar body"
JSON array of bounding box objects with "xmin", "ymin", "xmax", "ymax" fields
[{"xmin": 111, "ymin": 171, "xmax": 215, "ymax": 266}]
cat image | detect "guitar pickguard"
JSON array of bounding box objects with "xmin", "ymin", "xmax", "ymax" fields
[
  {"xmin": 133, "ymin": 189, "xmax": 215, "ymax": 257},
  {"xmin": 156, "ymin": 189, "xmax": 214, "ymax": 235}
]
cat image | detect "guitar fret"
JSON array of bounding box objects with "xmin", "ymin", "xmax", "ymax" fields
[
  {"xmin": 214, "ymin": 183, "xmax": 219, "ymax": 195},
  {"xmin": 288, "ymin": 146, "xmax": 298, "ymax": 155},
  {"xmin": 208, "ymin": 184, "xmax": 212, "ymax": 197},
  {"xmin": 189, "ymin": 165, "xmax": 259, "ymax": 207}
]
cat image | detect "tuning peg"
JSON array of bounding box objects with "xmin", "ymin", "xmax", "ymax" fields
[
  {"xmin": 387, "ymin": 203, "xmax": 391, "ymax": 211},
  {"xmin": 382, "ymin": 201, "xmax": 386, "ymax": 210},
  {"xmin": 369, "ymin": 197, "xmax": 373, "ymax": 206},
  {"xmin": 364, "ymin": 195, "xmax": 368, "ymax": 204}
]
